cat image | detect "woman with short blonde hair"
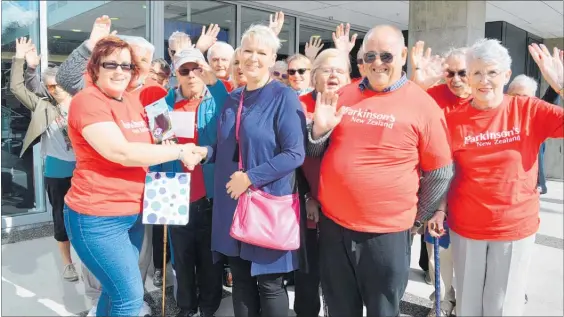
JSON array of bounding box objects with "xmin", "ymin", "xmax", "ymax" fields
[{"xmin": 287, "ymin": 53, "xmax": 313, "ymax": 95}]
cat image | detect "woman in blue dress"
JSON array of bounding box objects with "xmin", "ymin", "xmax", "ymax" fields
[{"xmin": 193, "ymin": 24, "xmax": 306, "ymax": 317}]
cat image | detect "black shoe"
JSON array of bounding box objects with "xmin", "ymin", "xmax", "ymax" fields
[
  {"xmin": 175, "ymin": 309, "xmax": 198, "ymax": 317},
  {"xmin": 153, "ymin": 269, "xmax": 163, "ymax": 287}
]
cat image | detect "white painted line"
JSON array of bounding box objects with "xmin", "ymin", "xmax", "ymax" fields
[{"xmin": 2, "ymin": 276, "xmax": 35, "ymax": 298}]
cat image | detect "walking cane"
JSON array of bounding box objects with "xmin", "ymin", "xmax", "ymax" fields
[
  {"xmin": 433, "ymin": 236, "xmax": 441, "ymax": 317},
  {"xmin": 162, "ymin": 224, "xmax": 168, "ymax": 316}
]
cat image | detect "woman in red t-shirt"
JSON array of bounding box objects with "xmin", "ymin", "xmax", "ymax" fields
[
  {"xmin": 296, "ymin": 48, "xmax": 351, "ymax": 317},
  {"xmin": 63, "ymin": 37, "xmax": 201, "ymax": 317},
  {"xmin": 443, "ymin": 39, "xmax": 564, "ymax": 317}
]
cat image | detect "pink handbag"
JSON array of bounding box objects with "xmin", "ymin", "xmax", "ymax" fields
[{"xmin": 229, "ymin": 90, "xmax": 301, "ymax": 251}]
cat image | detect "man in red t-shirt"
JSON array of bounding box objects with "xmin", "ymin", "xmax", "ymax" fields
[{"xmin": 306, "ymin": 25, "xmax": 453, "ymax": 317}]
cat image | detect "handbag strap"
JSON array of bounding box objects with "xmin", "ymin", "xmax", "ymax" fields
[{"xmin": 236, "ymin": 90, "xmax": 245, "ymax": 171}]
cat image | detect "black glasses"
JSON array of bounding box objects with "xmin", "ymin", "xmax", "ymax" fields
[
  {"xmin": 101, "ymin": 62, "xmax": 135, "ymax": 71},
  {"xmin": 287, "ymin": 68, "xmax": 310, "ymax": 76},
  {"xmin": 273, "ymin": 71, "xmax": 288, "ymax": 79},
  {"xmin": 178, "ymin": 67, "xmax": 202, "ymax": 76},
  {"xmin": 356, "ymin": 58, "xmax": 364, "ymax": 65},
  {"xmin": 363, "ymin": 51, "xmax": 394, "ymax": 64},
  {"xmin": 447, "ymin": 70, "xmax": 467, "ymax": 78}
]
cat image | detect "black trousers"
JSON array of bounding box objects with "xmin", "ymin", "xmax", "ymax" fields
[
  {"xmin": 169, "ymin": 198, "xmax": 223, "ymax": 315},
  {"xmin": 152, "ymin": 225, "xmax": 171, "ymax": 270},
  {"xmin": 419, "ymin": 233, "xmax": 429, "ymax": 272},
  {"xmin": 294, "ymin": 228, "xmax": 321, "ymax": 317},
  {"xmin": 45, "ymin": 177, "xmax": 72, "ymax": 242},
  {"xmin": 229, "ymin": 256, "xmax": 289, "ymax": 317},
  {"xmin": 319, "ymin": 215, "xmax": 411, "ymax": 317}
]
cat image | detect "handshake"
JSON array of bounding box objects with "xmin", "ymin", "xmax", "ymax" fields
[{"xmin": 163, "ymin": 141, "xmax": 208, "ymax": 171}]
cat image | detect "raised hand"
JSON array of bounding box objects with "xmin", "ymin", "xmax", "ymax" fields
[
  {"xmin": 269, "ymin": 11, "xmax": 285, "ymax": 36},
  {"xmin": 174, "ymin": 36, "xmax": 195, "ymax": 55},
  {"xmin": 87, "ymin": 15, "xmax": 117, "ymax": 51},
  {"xmin": 305, "ymin": 36, "xmax": 324, "ymax": 61},
  {"xmin": 25, "ymin": 44, "xmax": 40, "ymax": 69},
  {"xmin": 529, "ymin": 44, "xmax": 564, "ymax": 93},
  {"xmin": 410, "ymin": 41, "xmax": 446, "ymax": 89},
  {"xmin": 312, "ymin": 91, "xmax": 345, "ymax": 139},
  {"xmin": 332, "ymin": 23, "xmax": 358, "ymax": 54},
  {"xmin": 196, "ymin": 24, "xmax": 220, "ymax": 53},
  {"xmin": 195, "ymin": 60, "xmax": 218, "ymax": 86},
  {"xmin": 15, "ymin": 37, "xmax": 34, "ymax": 59}
]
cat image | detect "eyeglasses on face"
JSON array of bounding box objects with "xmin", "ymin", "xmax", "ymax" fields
[
  {"xmin": 363, "ymin": 51, "xmax": 394, "ymax": 64},
  {"xmin": 150, "ymin": 69, "xmax": 168, "ymax": 79},
  {"xmin": 356, "ymin": 58, "xmax": 364, "ymax": 65},
  {"xmin": 46, "ymin": 84, "xmax": 59, "ymax": 92},
  {"xmin": 447, "ymin": 70, "xmax": 467, "ymax": 78},
  {"xmin": 287, "ymin": 68, "xmax": 310, "ymax": 76},
  {"xmin": 319, "ymin": 67, "xmax": 347, "ymax": 75},
  {"xmin": 101, "ymin": 61, "xmax": 135, "ymax": 71},
  {"xmin": 273, "ymin": 71, "xmax": 288, "ymax": 79},
  {"xmin": 178, "ymin": 67, "xmax": 203, "ymax": 76}
]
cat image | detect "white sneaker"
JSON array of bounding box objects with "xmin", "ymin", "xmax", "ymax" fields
[
  {"xmin": 87, "ymin": 306, "xmax": 97, "ymax": 316},
  {"xmin": 62, "ymin": 263, "xmax": 79, "ymax": 282},
  {"xmin": 139, "ymin": 301, "xmax": 151, "ymax": 317}
]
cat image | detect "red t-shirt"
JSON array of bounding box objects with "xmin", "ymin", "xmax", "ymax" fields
[
  {"xmin": 221, "ymin": 79, "xmax": 235, "ymax": 93},
  {"xmin": 446, "ymin": 95, "xmax": 564, "ymax": 241},
  {"xmin": 426, "ymin": 84, "xmax": 471, "ymax": 115},
  {"xmin": 300, "ymin": 92, "xmax": 321, "ymax": 197},
  {"xmin": 172, "ymin": 98, "xmax": 207, "ymax": 203},
  {"xmin": 65, "ymin": 86, "xmax": 152, "ymax": 216},
  {"xmin": 318, "ymin": 81, "xmax": 453, "ymax": 233}
]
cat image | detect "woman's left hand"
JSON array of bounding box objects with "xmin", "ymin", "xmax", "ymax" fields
[
  {"xmin": 427, "ymin": 210, "xmax": 447, "ymax": 238},
  {"xmin": 226, "ymin": 171, "xmax": 252, "ymax": 199}
]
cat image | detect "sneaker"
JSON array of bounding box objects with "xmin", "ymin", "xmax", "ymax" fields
[
  {"xmin": 63, "ymin": 264, "xmax": 79, "ymax": 282},
  {"xmin": 87, "ymin": 306, "xmax": 97, "ymax": 316},
  {"xmin": 424, "ymin": 270, "xmax": 432, "ymax": 285},
  {"xmin": 153, "ymin": 269, "xmax": 163, "ymax": 287},
  {"xmin": 140, "ymin": 301, "xmax": 151, "ymax": 317}
]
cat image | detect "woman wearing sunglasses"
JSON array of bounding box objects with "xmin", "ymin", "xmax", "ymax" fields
[
  {"xmin": 10, "ymin": 37, "xmax": 79, "ymax": 282},
  {"xmin": 443, "ymin": 39, "xmax": 563, "ymax": 316},
  {"xmin": 287, "ymin": 54, "xmax": 314, "ymax": 96},
  {"xmin": 271, "ymin": 60, "xmax": 289, "ymax": 84},
  {"xmin": 295, "ymin": 48, "xmax": 351, "ymax": 317},
  {"xmin": 62, "ymin": 36, "xmax": 202, "ymax": 317}
]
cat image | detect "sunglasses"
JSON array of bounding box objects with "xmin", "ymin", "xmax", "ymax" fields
[
  {"xmin": 178, "ymin": 67, "xmax": 202, "ymax": 76},
  {"xmin": 101, "ymin": 62, "xmax": 135, "ymax": 71},
  {"xmin": 273, "ymin": 71, "xmax": 288, "ymax": 79},
  {"xmin": 363, "ymin": 51, "xmax": 394, "ymax": 64},
  {"xmin": 287, "ymin": 68, "xmax": 310, "ymax": 76},
  {"xmin": 446, "ymin": 70, "xmax": 467, "ymax": 78},
  {"xmin": 356, "ymin": 58, "xmax": 364, "ymax": 65}
]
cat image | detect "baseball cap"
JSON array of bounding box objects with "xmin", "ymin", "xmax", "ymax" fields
[{"xmin": 173, "ymin": 48, "xmax": 205, "ymax": 67}]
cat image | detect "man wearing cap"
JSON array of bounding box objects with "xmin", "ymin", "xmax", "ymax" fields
[{"xmin": 158, "ymin": 48, "xmax": 229, "ymax": 317}]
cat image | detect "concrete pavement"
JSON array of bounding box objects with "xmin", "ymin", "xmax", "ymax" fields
[{"xmin": 2, "ymin": 181, "xmax": 563, "ymax": 316}]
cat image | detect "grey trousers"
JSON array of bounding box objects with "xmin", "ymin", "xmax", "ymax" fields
[
  {"xmin": 82, "ymin": 224, "xmax": 153, "ymax": 305},
  {"xmin": 451, "ymin": 230, "xmax": 535, "ymax": 316}
]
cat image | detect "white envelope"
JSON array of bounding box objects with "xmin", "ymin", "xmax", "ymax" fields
[{"xmin": 170, "ymin": 112, "xmax": 195, "ymax": 138}]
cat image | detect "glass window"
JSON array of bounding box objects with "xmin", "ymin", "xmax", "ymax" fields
[
  {"xmin": 298, "ymin": 24, "xmax": 335, "ymax": 56},
  {"xmin": 164, "ymin": 1, "xmax": 236, "ymax": 64},
  {"xmin": 1, "ymin": 0, "xmax": 42, "ymax": 216},
  {"xmin": 241, "ymin": 7, "xmax": 296, "ymax": 61},
  {"xmin": 47, "ymin": 0, "xmax": 148, "ymax": 65}
]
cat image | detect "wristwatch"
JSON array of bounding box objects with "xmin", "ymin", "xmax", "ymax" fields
[{"xmin": 304, "ymin": 192, "xmax": 312, "ymax": 203}]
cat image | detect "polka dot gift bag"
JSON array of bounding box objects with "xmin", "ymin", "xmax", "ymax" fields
[{"xmin": 142, "ymin": 168, "xmax": 191, "ymax": 226}]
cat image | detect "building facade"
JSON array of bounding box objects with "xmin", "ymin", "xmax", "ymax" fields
[{"xmin": 1, "ymin": 0, "xmax": 562, "ymax": 230}]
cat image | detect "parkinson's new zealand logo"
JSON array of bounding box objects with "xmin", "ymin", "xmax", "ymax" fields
[
  {"xmin": 463, "ymin": 127, "xmax": 521, "ymax": 147},
  {"xmin": 341, "ymin": 106, "xmax": 396, "ymax": 129}
]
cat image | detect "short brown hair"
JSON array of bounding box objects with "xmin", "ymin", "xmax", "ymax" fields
[{"xmin": 87, "ymin": 36, "xmax": 140, "ymax": 84}]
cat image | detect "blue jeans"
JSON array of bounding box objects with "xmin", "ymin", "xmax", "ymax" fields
[{"xmin": 64, "ymin": 205, "xmax": 145, "ymax": 316}]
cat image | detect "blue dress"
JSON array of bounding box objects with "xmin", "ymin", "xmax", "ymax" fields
[{"xmin": 205, "ymin": 80, "xmax": 306, "ymax": 276}]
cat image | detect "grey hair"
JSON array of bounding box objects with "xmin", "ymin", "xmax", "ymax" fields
[
  {"xmin": 118, "ymin": 35, "xmax": 155, "ymax": 56},
  {"xmin": 443, "ymin": 47, "xmax": 468, "ymax": 60},
  {"xmin": 311, "ymin": 48, "xmax": 351, "ymax": 87},
  {"xmin": 272, "ymin": 60, "xmax": 288, "ymax": 71},
  {"xmin": 41, "ymin": 66, "xmax": 59, "ymax": 83},
  {"xmin": 207, "ymin": 41, "xmax": 235, "ymax": 61},
  {"xmin": 168, "ymin": 31, "xmax": 191, "ymax": 46},
  {"xmin": 241, "ymin": 24, "xmax": 281, "ymax": 54},
  {"xmin": 466, "ymin": 38, "xmax": 512, "ymax": 71},
  {"xmin": 508, "ymin": 74, "xmax": 538, "ymax": 95}
]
